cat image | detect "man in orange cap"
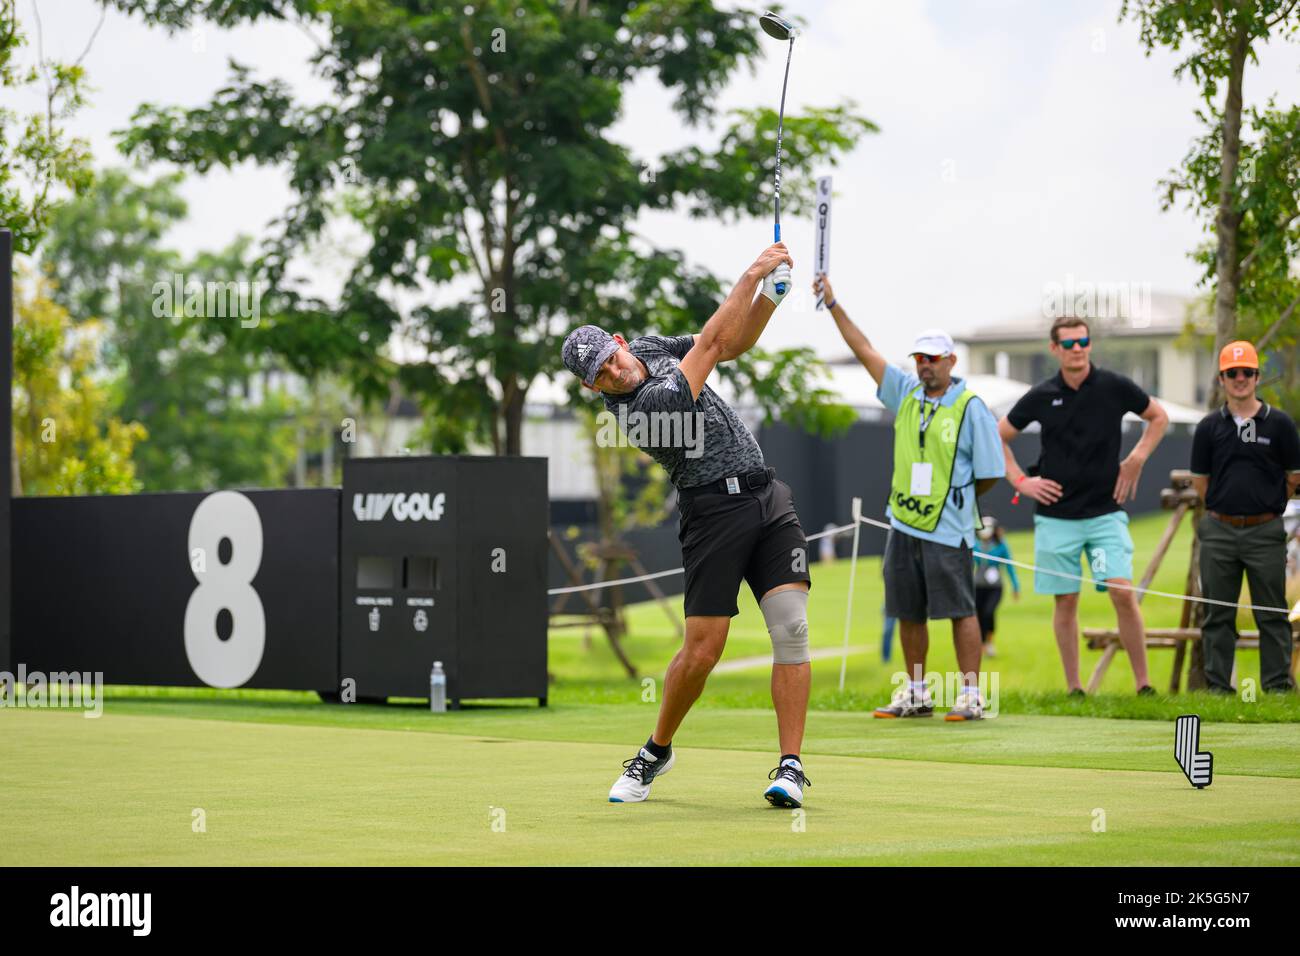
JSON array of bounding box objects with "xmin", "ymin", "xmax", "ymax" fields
[{"xmin": 1190, "ymin": 340, "xmax": 1300, "ymax": 694}]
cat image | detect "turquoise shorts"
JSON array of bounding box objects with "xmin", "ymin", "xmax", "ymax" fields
[{"xmin": 1032, "ymin": 512, "xmax": 1134, "ymax": 595}]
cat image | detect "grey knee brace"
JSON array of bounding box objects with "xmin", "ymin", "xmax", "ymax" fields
[{"xmin": 761, "ymin": 589, "xmax": 810, "ymax": 665}]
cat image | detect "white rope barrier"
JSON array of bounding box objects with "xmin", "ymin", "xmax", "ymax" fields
[
  {"xmin": 547, "ymin": 567, "xmax": 684, "ymax": 597},
  {"xmin": 547, "ymin": 504, "xmax": 1295, "ymax": 619},
  {"xmin": 854, "ymin": 514, "xmax": 1294, "ymax": 616},
  {"xmin": 546, "ymin": 520, "xmax": 858, "ymax": 596}
]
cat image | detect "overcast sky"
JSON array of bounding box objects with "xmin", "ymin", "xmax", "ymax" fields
[{"xmin": 17, "ymin": 0, "xmax": 1300, "ymax": 366}]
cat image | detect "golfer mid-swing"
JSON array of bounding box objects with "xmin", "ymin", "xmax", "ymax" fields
[{"xmin": 562, "ymin": 243, "xmax": 814, "ymax": 808}]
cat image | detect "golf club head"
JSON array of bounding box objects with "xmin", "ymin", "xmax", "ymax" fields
[{"xmin": 758, "ymin": 11, "xmax": 795, "ymax": 41}]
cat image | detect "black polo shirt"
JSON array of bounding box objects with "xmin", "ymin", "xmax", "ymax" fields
[
  {"xmin": 1006, "ymin": 364, "xmax": 1151, "ymax": 520},
  {"xmin": 1190, "ymin": 402, "xmax": 1300, "ymax": 516}
]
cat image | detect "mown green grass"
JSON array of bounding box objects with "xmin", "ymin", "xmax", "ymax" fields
[
  {"xmin": 74, "ymin": 696, "xmax": 1300, "ymax": 779},
  {"xmin": 9, "ymin": 510, "xmax": 1297, "ymax": 867},
  {"xmin": 4, "ymin": 707, "xmax": 1297, "ymax": 865},
  {"xmin": 6, "ymin": 510, "xmax": 1293, "ymax": 866}
]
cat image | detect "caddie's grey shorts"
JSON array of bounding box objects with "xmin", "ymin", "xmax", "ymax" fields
[{"xmin": 883, "ymin": 529, "xmax": 976, "ymax": 622}]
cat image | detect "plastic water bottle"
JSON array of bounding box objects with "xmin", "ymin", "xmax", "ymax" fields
[{"xmin": 429, "ymin": 662, "xmax": 447, "ymax": 713}]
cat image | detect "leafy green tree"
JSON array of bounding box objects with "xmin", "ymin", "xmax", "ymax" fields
[
  {"xmin": 39, "ymin": 167, "xmax": 185, "ymax": 353},
  {"xmin": 41, "ymin": 169, "xmax": 309, "ymax": 491},
  {"xmin": 0, "ymin": 0, "xmax": 95, "ymax": 254},
  {"xmin": 12, "ymin": 269, "xmax": 145, "ymax": 495},
  {"xmin": 106, "ymin": 0, "xmax": 873, "ymax": 453},
  {"xmin": 1124, "ymin": 0, "xmax": 1300, "ymax": 410},
  {"xmin": 167, "ymin": 236, "xmax": 313, "ymax": 489}
]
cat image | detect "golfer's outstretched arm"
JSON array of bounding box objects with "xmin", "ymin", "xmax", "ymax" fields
[
  {"xmin": 679, "ymin": 243, "xmax": 791, "ymax": 399},
  {"xmin": 813, "ymin": 274, "xmax": 886, "ymax": 386},
  {"xmin": 717, "ymin": 294, "xmax": 777, "ymax": 362}
]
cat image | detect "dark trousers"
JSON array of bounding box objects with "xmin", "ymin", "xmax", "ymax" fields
[
  {"xmin": 975, "ymin": 586, "xmax": 1002, "ymax": 642},
  {"xmin": 1198, "ymin": 516, "xmax": 1295, "ymax": 693}
]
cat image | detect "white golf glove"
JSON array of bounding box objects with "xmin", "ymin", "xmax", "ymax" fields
[{"xmin": 761, "ymin": 262, "xmax": 792, "ymax": 306}]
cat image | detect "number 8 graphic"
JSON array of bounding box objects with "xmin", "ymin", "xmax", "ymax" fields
[{"xmin": 184, "ymin": 491, "xmax": 266, "ymax": 687}]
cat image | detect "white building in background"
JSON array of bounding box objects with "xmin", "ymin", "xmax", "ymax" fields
[{"xmin": 524, "ymin": 410, "xmax": 599, "ymax": 500}]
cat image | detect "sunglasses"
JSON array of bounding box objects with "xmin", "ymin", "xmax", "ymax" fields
[
  {"xmin": 1221, "ymin": 367, "xmax": 1258, "ymax": 380},
  {"xmin": 912, "ymin": 353, "xmax": 947, "ymax": 364},
  {"xmin": 1057, "ymin": 336, "xmax": 1090, "ymax": 350}
]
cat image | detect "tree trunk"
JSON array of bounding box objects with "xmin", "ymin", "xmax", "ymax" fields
[
  {"xmin": 591, "ymin": 415, "xmax": 629, "ymax": 641},
  {"xmin": 1208, "ymin": 27, "xmax": 1250, "ymax": 410},
  {"xmin": 488, "ymin": 254, "xmax": 524, "ymax": 455},
  {"xmin": 502, "ymin": 377, "xmax": 525, "ymax": 456}
]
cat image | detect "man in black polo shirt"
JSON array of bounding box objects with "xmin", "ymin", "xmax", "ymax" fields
[
  {"xmin": 1191, "ymin": 340, "xmax": 1300, "ymax": 694},
  {"xmin": 997, "ymin": 316, "xmax": 1169, "ymax": 694},
  {"xmin": 561, "ymin": 242, "xmax": 816, "ymax": 809}
]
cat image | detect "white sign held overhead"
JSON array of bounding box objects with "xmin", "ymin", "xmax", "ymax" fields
[{"xmin": 814, "ymin": 176, "xmax": 832, "ymax": 309}]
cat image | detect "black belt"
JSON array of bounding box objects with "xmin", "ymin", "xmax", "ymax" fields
[{"xmin": 679, "ymin": 467, "xmax": 775, "ymax": 500}]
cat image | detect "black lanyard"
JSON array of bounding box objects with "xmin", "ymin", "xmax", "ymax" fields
[{"xmin": 918, "ymin": 396, "xmax": 940, "ymax": 452}]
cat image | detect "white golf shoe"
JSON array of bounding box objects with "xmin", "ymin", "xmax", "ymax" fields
[
  {"xmin": 873, "ymin": 683, "xmax": 935, "ymax": 718},
  {"xmin": 764, "ymin": 760, "xmax": 810, "ymax": 808},
  {"xmin": 608, "ymin": 747, "xmax": 674, "ymax": 803},
  {"xmin": 944, "ymin": 687, "xmax": 985, "ymax": 721}
]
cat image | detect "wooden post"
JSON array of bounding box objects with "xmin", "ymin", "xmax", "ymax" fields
[
  {"xmin": 1136, "ymin": 500, "xmax": 1188, "ymax": 600},
  {"xmin": 1171, "ymin": 500, "xmax": 1204, "ymax": 692},
  {"xmin": 548, "ymin": 532, "xmax": 638, "ymax": 678},
  {"xmin": 1186, "ymin": 504, "xmax": 1208, "ymax": 691},
  {"xmin": 627, "ymin": 555, "xmax": 685, "ymax": 640},
  {"xmin": 1086, "ymin": 644, "xmax": 1119, "ymax": 694}
]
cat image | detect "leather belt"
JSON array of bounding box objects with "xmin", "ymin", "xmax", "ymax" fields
[
  {"xmin": 679, "ymin": 467, "xmax": 775, "ymax": 500},
  {"xmin": 1208, "ymin": 511, "xmax": 1278, "ymax": 528}
]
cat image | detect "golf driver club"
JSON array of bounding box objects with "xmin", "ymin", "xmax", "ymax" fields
[{"xmin": 759, "ymin": 10, "xmax": 796, "ymax": 294}]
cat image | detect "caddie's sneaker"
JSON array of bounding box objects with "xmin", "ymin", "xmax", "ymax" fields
[
  {"xmin": 608, "ymin": 747, "xmax": 674, "ymax": 803},
  {"xmin": 873, "ymin": 684, "xmax": 934, "ymax": 718},
  {"xmin": 764, "ymin": 760, "xmax": 810, "ymax": 809},
  {"xmin": 944, "ymin": 688, "xmax": 985, "ymax": 721}
]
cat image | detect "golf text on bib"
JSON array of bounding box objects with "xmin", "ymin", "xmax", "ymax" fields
[{"xmin": 890, "ymin": 390, "xmax": 976, "ymax": 533}]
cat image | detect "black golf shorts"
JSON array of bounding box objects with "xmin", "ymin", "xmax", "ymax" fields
[{"xmin": 677, "ymin": 477, "xmax": 811, "ymax": 617}]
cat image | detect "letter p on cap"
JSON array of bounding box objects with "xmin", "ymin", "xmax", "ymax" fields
[{"xmin": 1219, "ymin": 340, "xmax": 1259, "ymax": 371}]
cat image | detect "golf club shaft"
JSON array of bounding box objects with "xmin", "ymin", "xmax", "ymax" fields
[{"xmin": 773, "ymin": 35, "xmax": 793, "ymax": 291}]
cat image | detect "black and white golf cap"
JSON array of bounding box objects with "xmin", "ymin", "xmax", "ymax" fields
[{"xmin": 562, "ymin": 325, "xmax": 620, "ymax": 387}]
